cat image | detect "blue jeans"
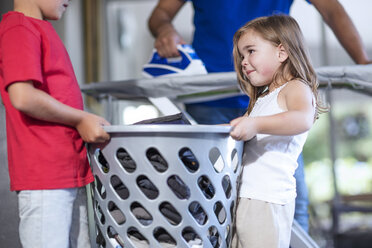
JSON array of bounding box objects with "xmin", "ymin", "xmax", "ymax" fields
[
  {"xmin": 185, "ymin": 104, "xmax": 247, "ymax": 125},
  {"xmin": 17, "ymin": 187, "xmax": 91, "ymax": 248},
  {"xmin": 186, "ymin": 104, "xmax": 309, "ymax": 232},
  {"xmin": 294, "ymin": 154, "xmax": 309, "ymax": 232}
]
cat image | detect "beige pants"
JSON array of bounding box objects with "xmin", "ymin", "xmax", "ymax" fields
[{"xmin": 231, "ymin": 198, "xmax": 295, "ymax": 248}]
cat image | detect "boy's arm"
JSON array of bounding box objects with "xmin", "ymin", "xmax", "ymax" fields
[
  {"xmin": 8, "ymin": 81, "xmax": 110, "ymax": 143},
  {"xmin": 230, "ymin": 81, "xmax": 315, "ymax": 141}
]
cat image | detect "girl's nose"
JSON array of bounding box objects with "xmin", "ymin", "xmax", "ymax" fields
[{"xmin": 241, "ymin": 58, "xmax": 248, "ymax": 68}]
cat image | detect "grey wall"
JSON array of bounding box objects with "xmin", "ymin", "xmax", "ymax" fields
[
  {"xmin": 0, "ymin": 2, "xmax": 22, "ymax": 248},
  {"xmin": 0, "ymin": 98, "xmax": 20, "ymax": 248}
]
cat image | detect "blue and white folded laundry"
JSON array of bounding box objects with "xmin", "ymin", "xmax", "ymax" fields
[{"xmin": 142, "ymin": 44, "xmax": 207, "ymax": 78}]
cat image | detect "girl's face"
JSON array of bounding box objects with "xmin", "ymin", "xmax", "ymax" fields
[{"xmin": 238, "ymin": 29, "xmax": 286, "ymax": 89}]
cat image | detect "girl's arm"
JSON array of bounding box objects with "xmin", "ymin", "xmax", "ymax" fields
[
  {"xmin": 7, "ymin": 81, "xmax": 110, "ymax": 143},
  {"xmin": 230, "ymin": 80, "xmax": 315, "ymax": 141}
]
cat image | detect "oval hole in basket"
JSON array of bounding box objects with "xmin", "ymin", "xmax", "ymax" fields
[
  {"xmin": 127, "ymin": 226, "xmax": 150, "ymax": 247},
  {"xmin": 188, "ymin": 201, "xmax": 208, "ymax": 225},
  {"xmin": 116, "ymin": 147, "xmax": 136, "ymax": 173},
  {"xmin": 137, "ymin": 175, "xmax": 159, "ymax": 200},
  {"xmin": 197, "ymin": 175, "xmax": 215, "ymax": 199},
  {"xmin": 94, "ymin": 200, "xmax": 105, "ymax": 225},
  {"xmin": 179, "ymin": 147, "xmax": 199, "ymax": 173},
  {"xmin": 209, "ymin": 147, "xmax": 225, "ymax": 173},
  {"xmin": 182, "ymin": 226, "xmax": 203, "ymax": 246},
  {"xmin": 226, "ymin": 224, "xmax": 232, "ymax": 245},
  {"xmin": 222, "ymin": 175, "xmax": 232, "ymax": 199},
  {"xmin": 167, "ymin": 175, "xmax": 190, "ymax": 200},
  {"xmin": 110, "ymin": 175, "xmax": 129, "ymax": 200},
  {"xmin": 230, "ymin": 200, "xmax": 235, "ymax": 220},
  {"xmin": 214, "ymin": 201, "xmax": 226, "ymax": 224},
  {"xmin": 146, "ymin": 147, "xmax": 168, "ymax": 172},
  {"xmin": 231, "ymin": 148, "xmax": 239, "ymax": 173},
  {"xmin": 94, "ymin": 176, "xmax": 106, "ymax": 199},
  {"xmin": 130, "ymin": 202, "xmax": 153, "ymax": 226},
  {"xmin": 153, "ymin": 227, "xmax": 177, "ymax": 246},
  {"xmin": 96, "ymin": 226, "xmax": 106, "ymax": 247},
  {"xmin": 95, "ymin": 149, "xmax": 109, "ymax": 173},
  {"xmin": 108, "ymin": 201, "xmax": 126, "ymax": 225},
  {"xmin": 159, "ymin": 202, "xmax": 182, "ymax": 225},
  {"xmin": 107, "ymin": 226, "xmax": 125, "ymax": 248},
  {"xmin": 207, "ymin": 226, "xmax": 222, "ymax": 248}
]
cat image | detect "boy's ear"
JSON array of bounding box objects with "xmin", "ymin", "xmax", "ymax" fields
[{"xmin": 277, "ymin": 44, "xmax": 288, "ymax": 62}]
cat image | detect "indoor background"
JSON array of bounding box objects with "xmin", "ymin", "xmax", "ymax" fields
[{"xmin": 0, "ymin": 0, "xmax": 371, "ymax": 247}]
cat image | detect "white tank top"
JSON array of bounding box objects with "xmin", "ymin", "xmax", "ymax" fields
[{"xmin": 238, "ymin": 83, "xmax": 309, "ymax": 204}]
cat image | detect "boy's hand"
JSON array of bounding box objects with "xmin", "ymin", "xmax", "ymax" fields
[
  {"xmin": 76, "ymin": 112, "xmax": 111, "ymax": 143},
  {"xmin": 229, "ymin": 116, "xmax": 258, "ymax": 141},
  {"xmin": 8, "ymin": 81, "xmax": 111, "ymax": 143}
]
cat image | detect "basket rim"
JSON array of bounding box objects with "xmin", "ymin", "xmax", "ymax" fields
[{"xmin": 103, "ymin": 124, "xmax": 232, "ymax": 134}]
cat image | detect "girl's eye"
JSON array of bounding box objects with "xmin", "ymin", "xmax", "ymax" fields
[{"xmin": 248, "ymin": 49, "xmax": 254, "ymax": 54}]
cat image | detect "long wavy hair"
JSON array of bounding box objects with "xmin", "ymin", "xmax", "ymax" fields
[{"xmin": 233, "ymin": 15, "xmax": 324, "ymax": 117}]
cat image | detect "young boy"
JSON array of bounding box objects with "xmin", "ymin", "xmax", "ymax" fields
[{"xmin": 0, "ymin": 0, "xmax": 110, "ymax": 247}]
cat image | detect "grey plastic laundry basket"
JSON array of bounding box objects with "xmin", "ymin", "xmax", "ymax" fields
[{"xmin": 88, "ymin": 125, "xmax": 243, "ymax": 248}]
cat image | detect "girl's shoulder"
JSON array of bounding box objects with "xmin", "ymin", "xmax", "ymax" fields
[
  {"xmin": 280, "ymin": 79, "xmax": 312, "ymax": 95},
  {"xmin": 277, "ymin": 79, "xmax": 314, "ymax": 110}
]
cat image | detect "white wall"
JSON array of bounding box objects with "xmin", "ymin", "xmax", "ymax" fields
[
  {"xmin": 291, "ymin": 0, "xmax": 372, "ymax": 66},
  {"xmin": 103, "ymin": 0, "xmax": 372, "ymax": 81},
  {"xmin": 46, "ymin": 0, "xmax": 372, "ymax": 82},
  {"xmin": 104, "ymin": 0, "xmax": 194, "ymax": 81},
  {"xmin": 53, "ymin": 0, "xmax": 85, "ymax": 84}
]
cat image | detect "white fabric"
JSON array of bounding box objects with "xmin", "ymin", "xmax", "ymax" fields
[
  {"xmin": 232, "ymin": 198, "xmax": 295, "ymax": 248},
  {"xmin": 238, "ymin": 83, "xmax": 309, "ymax": 204},
  {"xmin": 18, "ymin": 187, "xmax": 90, "ymax": 248}
]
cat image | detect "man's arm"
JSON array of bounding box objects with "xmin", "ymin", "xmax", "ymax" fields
[
  {"xmin": 311, "ymin": 0, "xmax": 371, "ymax": 64},
  {"xmin": 148, "ymin": 0, "xmax": 186, "ymax": 57},
  {"xmin": 8, "ymin": 81, "xmax": 110, "ymax": 143}
]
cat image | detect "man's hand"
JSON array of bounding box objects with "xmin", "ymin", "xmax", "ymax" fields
[
  {"xmin": 155, "ymin": 26, "xmax": 186, "ymax": 57},
  {"xmin": 148, "ymin": 0, "xmax": 186, "ymax": 57}
]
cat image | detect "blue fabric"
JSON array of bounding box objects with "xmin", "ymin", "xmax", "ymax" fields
[
  {"xmin": 294, "ymin": 154, "xmax": 309, "ymax": 232},
  {"xmin": 191, "ymin": 0, "xmax": 293, "ymax": 73},
  {"xmin": 185, "ymin": 0, "xmax": 310, "ymax": 232},
  {"xmin": 188, "ymin": 0, "xmax": 293, "ymax": 108},
  {"xmin": 187, "ymin": 95, "xmax": 250, "ymax": 108},
  {"xmin": 185, "ymin": 104, "xmax": 248, "ymax": 124}
]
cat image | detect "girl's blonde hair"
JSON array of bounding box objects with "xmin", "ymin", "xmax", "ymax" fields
[{"xmin": 233, "ymin": 15, "xmax": 324, "ymax": 117}]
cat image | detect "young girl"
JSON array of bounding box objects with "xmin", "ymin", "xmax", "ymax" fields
[{"xmin": 230, "ymin": 15, "xmax": 323, "ymax": 248}]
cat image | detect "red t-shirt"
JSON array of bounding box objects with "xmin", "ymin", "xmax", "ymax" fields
[{"xmin": 0, "ymin": 11, "xmax": 93, "ymax": 191}]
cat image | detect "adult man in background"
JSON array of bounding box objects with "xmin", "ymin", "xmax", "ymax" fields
[{"xmin": 148, "ymin": 0, "xmax": 370, "ymax": 232}]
